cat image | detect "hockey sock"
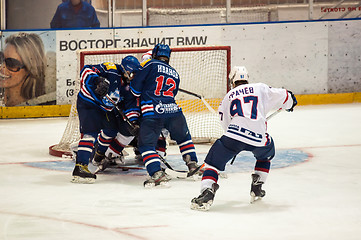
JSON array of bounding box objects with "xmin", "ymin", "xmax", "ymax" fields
[
  {"xmin": 254, "ymin": 159, "xmax": 271, "ymax": 183},
  {"xmin": 178, "ymin": 139, "xmax": 197, "ymax": 162},
  {"xmin": 106, "ymin": 138, "xmax": 124, "ymax": 157},
  {"xmin": 76, "ymin": 134, "xmax": 96, "ymax": 165},
  {"xmin": 96, "ymin": 129, "xmax": 117, "ymax": 154},
  {"xmin": 156, "ymin": 136, "xmax": 167, "ymax": 158},
  {"xmin": 201, "ymin": 164, "xmax": 219, "ymax": 192},
  {"xmin": 139, "ymin": 147, "xmax": 162, "ymax": 176}
]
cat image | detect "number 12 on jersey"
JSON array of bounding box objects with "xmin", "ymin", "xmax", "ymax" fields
[{"xmin": 154, "ymin": 75, "xmax": 176, "ymax": 97}]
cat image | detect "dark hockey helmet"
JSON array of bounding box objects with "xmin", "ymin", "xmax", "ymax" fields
[
  {"xmin": 152, "ymin": 44, "xmax": 171, "ymax": 60},
  {"xmin": 121, "ymin": 55, "xmax": 141, "ymax": 73}
]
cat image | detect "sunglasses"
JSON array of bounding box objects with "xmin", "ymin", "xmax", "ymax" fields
[{"xmin": 0, "ymin": 52, "xmax": 26, "ymax": 72}]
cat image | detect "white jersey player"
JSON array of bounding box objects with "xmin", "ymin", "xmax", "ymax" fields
[{"xmin": 191, "ymin": 66, "xmax": 297, "ymax": 211}]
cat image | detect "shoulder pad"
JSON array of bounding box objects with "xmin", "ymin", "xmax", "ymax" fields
[
  {"xmin": 140, "ymin": 59, "xmax": 151, "ymax": 67},
  {"xmin": 102, "ymin": 62, "xmax": 117, "ymax": 71}
]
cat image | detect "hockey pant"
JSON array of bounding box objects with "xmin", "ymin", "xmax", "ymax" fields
[
  {"xmin": 201, "ymin": 135, "xmax": 275, "ymax": 192},
  {"xmin": 105, "ymin": 133, "xmax": 135, "ymax": 157},
  {"xmin": 96, "ymin": 109, "xmax": 138, "ymax": 157},
  {"xmin": 138, "ymin": 115, "xmax": 198, "ymax": 176},
  {"xmin": 76, "ymin": 99, "xmax": 119, "ymax": 165}
]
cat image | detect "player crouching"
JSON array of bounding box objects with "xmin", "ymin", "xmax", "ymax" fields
[
  {"xmin": 71, "ymin": 55, "xmax": 141, "ymax": 184},
  {"xmin": 191, "ymin": 66, "xmax": 297, "ymax": 210}
]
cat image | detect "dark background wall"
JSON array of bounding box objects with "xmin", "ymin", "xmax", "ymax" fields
[{"xmin": 6, "ymin": 0, "xmax": 65, "ymax": 30}]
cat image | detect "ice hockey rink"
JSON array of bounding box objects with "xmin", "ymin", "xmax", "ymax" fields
[{"xmin": 0, "ymin": 103, "xmax": 360, "ymax": 240}]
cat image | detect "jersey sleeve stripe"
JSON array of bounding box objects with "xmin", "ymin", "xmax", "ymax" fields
[
  {"xmin": 130, "ymin": 86, "xmax": 141, "ymax": 97},
  {"xmin": 283, "ymin": 90, "xmax": 289, "ymax": 104}
]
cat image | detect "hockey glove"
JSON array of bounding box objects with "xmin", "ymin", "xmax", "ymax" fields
[
  {"xmin": 94, "ymin": 77, "xmax": 110, "ymax": 98},
  {"xmin": 286, "ymin": 90, "xmax": 297, "ymax": 112}
]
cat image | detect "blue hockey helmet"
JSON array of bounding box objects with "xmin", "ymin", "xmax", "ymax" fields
[
  {"xmin": 152, "ymin": 44, "xmax": 171, "ymax": 59},
  {"xmin": 121, "ymin": 55, "xmax": 141, "ymax": 73}
]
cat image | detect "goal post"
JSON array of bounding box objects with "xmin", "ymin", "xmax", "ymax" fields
[{"xmin": 49, "ymin": 45, "xmax": 231, "ymax": 157}]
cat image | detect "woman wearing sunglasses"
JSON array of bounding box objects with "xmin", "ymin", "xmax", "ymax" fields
[{"xmin": 0, "ymin": 32, "xmax": 46, "ymax": 107}]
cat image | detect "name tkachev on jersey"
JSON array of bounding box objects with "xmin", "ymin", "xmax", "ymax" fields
[{"xmin": 229, "ymin": 87, "xmax": 254, "ymax": 99}]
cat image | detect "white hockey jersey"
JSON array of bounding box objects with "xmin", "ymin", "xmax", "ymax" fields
[{"xmin": 218, "ymin": 83, "xmax": 294, "ymax": 147}]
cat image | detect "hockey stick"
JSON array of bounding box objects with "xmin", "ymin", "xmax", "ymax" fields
[
  {"xmin": 266, "ymin": 108, "xmax": 282, "ymax": 121},
  {"xmin": 94, "ymin": 153, "xmax": 203, "ymax": 178},
  {"xmin": 156, "ymin": 129, "xmax": 203, "ymax": 178},
  {"xmin": 157, "ymin": 153, "xmax": 204, "ymax": 179},
  {"xmin": 164, "ymin": 162, "xmax": 204, "ymax": 179},
  {"xmin": 105, "ymin": 94, "xmax": 139, "ymax": 136},
  {"xmin": 179, "ymin": 88, "xmax": 217, "ymax": 114},
  {"xmin": 94, "ymin": 153, "xmax": 144, "ymax": 174}
]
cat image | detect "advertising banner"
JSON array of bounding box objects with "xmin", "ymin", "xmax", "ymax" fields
[
  {"xmin": 0, "ymin": 31, "xmax": 56, "ymax": 107},
  {"xmin": 1, "ymin": 19, "xmax": 361, "ymax": 108},
  {"xmin": 54, "ymin": 23, "xmax": 329, "ymax": 105},
  {"xmin": 55, "ymin": 29, "xmax": 114, "ymax": 105}
]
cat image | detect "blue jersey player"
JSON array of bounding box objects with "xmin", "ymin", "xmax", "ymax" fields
[
  {"xmin": 130, "ymin": 44, "xmax": 200, "ymax": 187},
  {"xmin": 71, "ymin": 55, "xmax": 141, "ymax": 183}
]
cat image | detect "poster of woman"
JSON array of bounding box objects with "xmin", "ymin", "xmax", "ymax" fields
[{"xmin": 0, "ymin": 31, "xmax": 56, "ymax": 107}]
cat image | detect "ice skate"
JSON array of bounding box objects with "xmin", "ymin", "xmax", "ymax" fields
[
  {"xmin": 92, "ymin": 151, "xmax": 108, "ymax": 173},
  {"xmin": 133, "ymin": 147, "xmax": 144, "ymax": 165},
  {"xmin": 107, "ymin": 153, "xmax": 125, "ymax": 167},
  {"xmin": 71, "ymin": 163, "xmax": 96, "ymax": 183},
  {"xmin": 93, "ymin": 153, "xmax": 124, "ymax": 173},
  {"xmin": 250, "ymin": 173, "xmax": 266, "ymax": 203},
  {"xmin": 92, "ymin": 150, "xmax": 105, "ymax": 166},
  {"xmin": 183, "ymin": 155, "xmax": 204, "ymax": 177},
  {"xmin": 93, "ymin": 158, "xmax": 109, "ymax": 174},
  {"xmin": 143, "ymin": 170, "xmax": 171, "ymax": 188},
  {"xmin": 190, "ymin": 183, "xmax": 219, "ymax": 211}
]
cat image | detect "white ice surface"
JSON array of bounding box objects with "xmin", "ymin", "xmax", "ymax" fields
[{"xmin": 0, "ymin": 103, "xmax": 361, "ymax": 240}]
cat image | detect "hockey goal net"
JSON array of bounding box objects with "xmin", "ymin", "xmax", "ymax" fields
[{"xmin": 49, "ymin": 46, "xmax": 231, "ymax": 157}]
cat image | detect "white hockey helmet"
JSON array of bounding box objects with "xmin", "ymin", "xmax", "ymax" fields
[
  {"xmin": 141, "ymin": 50, "xmax": 152, "ymax": 63},
  {"xmin": 229, "ymin": 66, "xmax": 249, "ymax": 85}
]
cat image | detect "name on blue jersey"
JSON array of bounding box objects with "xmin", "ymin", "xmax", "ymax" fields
[
  {"xmin": 229, "ymin": 87, "xmax": 254, "ymax": 99},
  {"xmin": 158, "ymin": 65, "xmax": 179, "ymax": 79}
]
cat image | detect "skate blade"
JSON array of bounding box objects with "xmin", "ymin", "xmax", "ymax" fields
[
  {"xmin": 91, "ymin": 159, "xmax": 101, "ymax": 166},
  {"xmin": 71, "ymin": 176, "xmax": 95, "ymax": 184},
  {"xmin": 93, "ymin": 167, "xmax": 102, "ymax": 174},
  {"xmin": 191, "ymin": 174, "xmax": 201, "ymax": 181},
  {"xmin": 250, "ymin": 192, "xmax": 263, "ymax": 204},
  {"xmin": 219, "ymin": 172, "xmax": 228, "ymax": 179},
  {"xmin": 144, "ymin": 181, "xmax": 170, "ymax": 189},
  {"xmin": 190, "ymin": 202, "xmax": 212, "ymax": 211},
  {"xmin": 93, "ymin": 164, "xmax": 108, "ymax": 174}
]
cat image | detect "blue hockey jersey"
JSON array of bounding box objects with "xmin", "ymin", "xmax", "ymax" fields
[
  {"xmin": 78, "ymin": 62, "xmax": 139, "ymax": 122},
  {"xmin": 130, "ymin": 59, "xmax": 182, "ymax": 118}
]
